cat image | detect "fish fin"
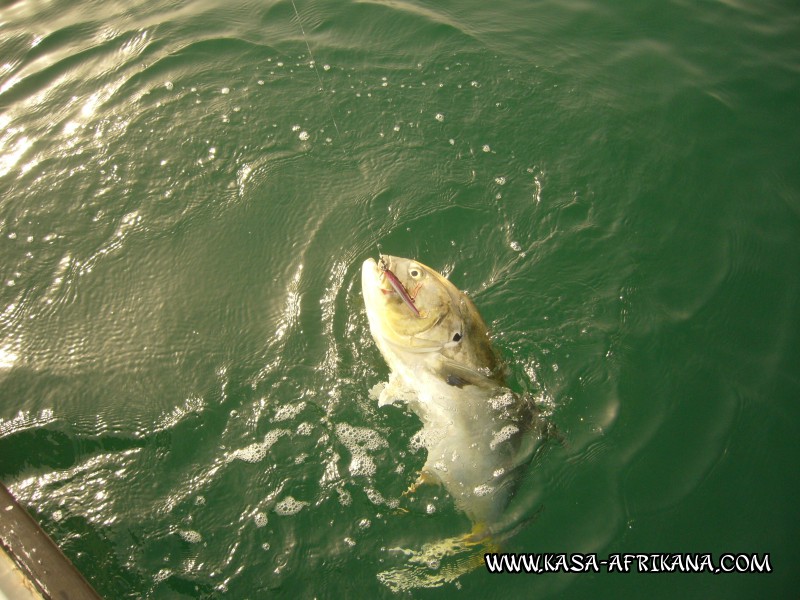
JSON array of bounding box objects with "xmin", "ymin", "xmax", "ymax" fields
[
  {"xmin": 403, "ymin": 469, "xmax": 439, "ymax": 497},
  {"xmin": 445, "ymin": 374, "xmax": 468, "ymax": 388},
  {"xmin": 436, "ymin": 358, "xmax": 496, "ymax": 389},
  {"xmin": 376, "ymin": 527, "xmax": 499, "ymax": 592},
  {"xmin": 371, "ymin": 374, "xmax": 416, "ymax": 407}
]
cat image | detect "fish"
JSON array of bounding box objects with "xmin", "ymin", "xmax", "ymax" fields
[{"xmin": 361, "ymin": 254, "xmax": 543, "ymax": 535}]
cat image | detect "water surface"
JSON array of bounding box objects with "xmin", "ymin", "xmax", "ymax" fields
[{"xmin": 1, "ymin": 0, "xmax": 798, "ymax": 597}]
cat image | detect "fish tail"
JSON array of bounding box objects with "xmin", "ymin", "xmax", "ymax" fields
[{"xmin": 376, "ymin": 525, "xmax": 498, "ymax": 592}]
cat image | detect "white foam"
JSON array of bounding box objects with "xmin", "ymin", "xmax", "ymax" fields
[
  {"xmin": 254, "ymin": 512, "xmax": 268, "ymax": 527},
  {"xmin": 178, "ymin": 529, "xmax": 202, "ymax": 543},
  {"xmin": 274, "ymin": 496, "xmax": 308, "ymax": 516},
  {"xmin": 489, "ymin": 425, "xmax": 519, "ymax": 450},
  {"xmin": 273, "ymin": 402, "xmax": 306, "ymax": 422},
  {"xmin": 489, "ymin": 391, "xmax": 515, "ymax": 410},
  {"xmin": 335, "ymin": 423, "xmax": 387, "ymax": 477},
  {"xmin": 154, "ymin": 569, "xmax": 172, "ymax": 583},
  {"xmin": 409, "ymin": 426, "xmax": 445, "ymax": 452},
  {"xmin": 473, "ymin": 484, "xmax": 494, "ymax": 497},
  {"xmin": 227, "ymin": 429, "xmax": 289, "ymax": 463},
  {"xmin": 337, "ymin": 488, "xmax": 352, "ymax": 506}
]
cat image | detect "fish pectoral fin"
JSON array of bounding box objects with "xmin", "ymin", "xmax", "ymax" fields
[
  {"xmin": 436, "ymin": 358, "xmax": 496, "ymax": 389},
  {"xmin": 373, "ymin": 373, "xmax": 416, "ymax": 407},
  {"xmin": 403, "ymin": 470, "xmax": 439, "ymax": 497}
]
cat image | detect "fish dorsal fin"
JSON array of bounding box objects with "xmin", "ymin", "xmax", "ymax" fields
[{"xmin": 435, "ymin": 358, "xmax": 497, "ymax": 389}]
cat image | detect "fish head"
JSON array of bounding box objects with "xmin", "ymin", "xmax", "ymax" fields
[{"xmin": 361, "ymin": 255, "xmax": 464, "ymax": 352}]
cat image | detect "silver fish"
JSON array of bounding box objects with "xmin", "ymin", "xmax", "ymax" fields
[{"xmin": 361, "ymin": 255, "xmax": 541, "ymax": 532}]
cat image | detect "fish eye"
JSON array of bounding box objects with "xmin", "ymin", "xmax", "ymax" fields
[
  {"xmin": 409, "ymin": 265, "xmax": 422, "ymax": 279},
  {"xmin": 452, "ymin": 332, "xmax": 462, "ymax": 342}
]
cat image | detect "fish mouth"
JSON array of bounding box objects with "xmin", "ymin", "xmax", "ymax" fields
[
  {"xmin": 361, "ymin": 258, "xmax": 390, "ymax": 307},
  {"xmin": 361, "ymin": 257, "xmax": 382, "ymax": 287},
  {"xmin": 362, "ymin": 257, "xmax": 391, "ymax": 293}
]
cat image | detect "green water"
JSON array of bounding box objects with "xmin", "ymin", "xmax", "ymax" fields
[{"xmin": 1, "ymin": 0, "xmax": 798, "ymax": 597}]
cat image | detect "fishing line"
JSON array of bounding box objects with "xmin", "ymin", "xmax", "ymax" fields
[
  {"xmin": 290, "ymin": 0, "xmax": 341, "ymax": 139},
  {"xmin": 290, "ymin": 0, "xmax": 384, "ymax": 256}
]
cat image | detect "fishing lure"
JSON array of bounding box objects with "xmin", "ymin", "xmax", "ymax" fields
[{"xmin": 379, "ymin": 257, "xmax": 422, "ymax": 317}]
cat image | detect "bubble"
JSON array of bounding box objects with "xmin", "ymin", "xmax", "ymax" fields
[
  {"xmin": 273, "ymin": 401, "xmax": 306, "ymax": 422},
  {"xmin": 275, "ymin": 496, "xmax": 308, "ymax": 516},
  {"xmin": 178, "ymin": 529, "xmax": 202, "ymax": 543},
  {"xmin": 227, "ymin": 429, "xmax": 289, "ymax": 463},
  {"xmin": 296, "ymin": 422, "xmax": 313, "ymax": 436},
  {"xmin": 52, "ymin": 510, "xmax": 63, "ymax": 521},
  {"xmin": 221, "ymin": 87, "xmax": 230, "ymax": 94},
  {"xmin": 335, "ymin": 423, "xmax": 388, "ymax": 477},
  {"xmin": 426, "ymin": 503, "xmax": 436, "ymax": 514},
  {"xmin": 365, "ymin": 488, "xmax": 386, "ymax": 505},
  {"xmin": 489, "ymin": 425, "xmax": 519, "ymax": 450},
  {"xmin": 490, "ymin": 392, "xmax": 515, "ymax": 410},
  {"xmin": 291, "ymin": 124, "xmax": 300, "ymax": 131},
  {"xmin": 254, "ymin": 512, "xmax": 268, "ymax": 527},
  {"xmin": 482, "ymin": 144, "xmax": 491, "ymax": 153},
  {"xmin": 298, "ymin": 131, "xmax": 310, "ymax": 141},
  {"xmin": 473, "ymin": 484, "xmax": 494, "ymax": 497},
  {"xmin": 510, "ymin": 241, "xmax": 522, "ymax": 252},
  {"xmin": 337, "ymin": 488, "xmax": 352, "ymax": 506},
  {"xmin": 164, "ymin": 81, "xmax": 173, "ymax": 91},
  {"xmin": 495, "ymin": 176, "xmax": 506, "ymax": 185},
  {"xmin": 471, "ymin": 81, "xmax": 480, "ymax": 87},
  {"xmin": 154, "ymin": 569, "xmax": 172, "ymax": 583},
  {"xmin": 409, "ymin": 426, "xmax": 445, "ymax": 452},
  {"xmin": 344, "ymin": 537, "xmax": 356, "ymax": 547},
  {"xmin": 323, "ymin": 64, "xmax": 331, "ymax": 71},
  {"xmin": 434, "ymin": 113, "xmax": 445, "ymax": 122}
]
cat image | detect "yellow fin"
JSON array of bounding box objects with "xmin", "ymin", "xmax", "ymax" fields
[
  {"xmin": 402, "ymin": 469, "xmax": 439, "ymax": 497},
  {"xmin": 376, "ymin": 524, "xmax": 498, "ymax": 592}
]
